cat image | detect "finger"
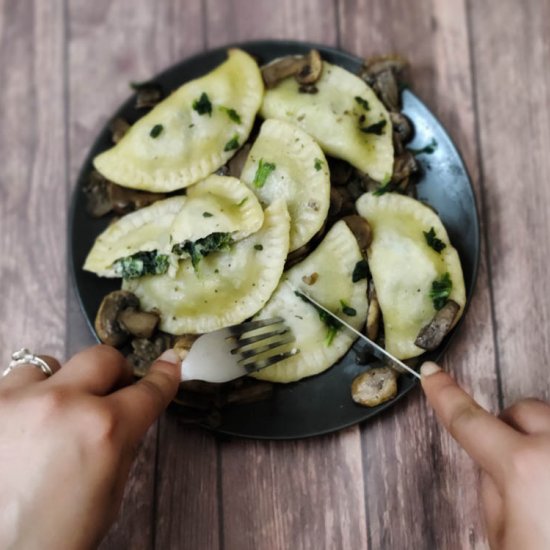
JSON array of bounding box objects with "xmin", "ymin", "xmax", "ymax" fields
[
  {"xmin": 109, "ymin": 350, "xmax": 180, "ymax": 442},
  {"xmin": 1, "ymin": 355, "xmax": 62, "ymax": 390},
  {"xmin": 480, "ymin": 472, "xmax": 504, "ymax": 549},
  {"xmin": 51, "ymin": 345, "xmax": 133, "ymax": 395},
  {"xmin": 499, "ymin": 398, "xmax": 550, "ymax": 435},
  {"xmin": 421, "ymin": 362, "xmax": 523, "ymax": 479}
]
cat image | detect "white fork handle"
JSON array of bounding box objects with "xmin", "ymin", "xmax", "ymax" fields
[{"xmin": 180, "ymin": 331, "xmax": 249, "ymax": 383}]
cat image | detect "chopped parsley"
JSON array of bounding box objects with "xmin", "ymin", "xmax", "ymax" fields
[
  {"xmin": 294, "ymin": 291, "xmax": 342, "ymax": 346},
  {"xmin": 224, "ymin": 134, "xmax": 240, "ymax": 151},
  {"xmin": 202, "ymin": 212, "xmax": 213, "ymax": 218},
  {"xmin": 424, "ymin": 227, "xmax": 446, "ymax": 253},
  {"xmin": 236, "ymin": 197, "xmax": 248, "ymax": 207},
  {"xmin": 340, "ymin": 300, "xmax": 357, "ymax": 317},
  {"xmin": 373, "ymin": 182, "xmax": 393, "ymax": 196},
  {"xmin": 220, "ymin": 106, "xmax": 241, "ymax": 123},
  {"xmin": 254, "ymin": 244, "xmax": 263, "ymax": 251},
  {"xmin": 149, "ymin": 124, "xmax": 163, "ymax": 138},
  {"xmin": 113, "ymin": 251, "xmax": 169, "ymax": 279},
  {"xmin": 314, "ymin": 158, "xmax": 323, "ymax": 171},
  {"xmin": 430, "ymin": 272, "xmax": 452, "ymax": 310},
  {"xmin": 192, "ymin": 92, "xmax": 212, "ymax": 116},
  {"xmin": 360, "ymin": 120, "xmax": 387, "ymax": 135},
  {"xmin": 409, "ymin": 138, "xmax": 438, "ymax": 155},
  {"xmin": 354, "ymin": 96, "xmax": 370, "ymax": 110},
  {"xmin": 172, "ymin": 232, "xmax": 233, "ymax": 271},
  {"xmin": 352, "ymin": 260, "xmax": 369, "ymax": 282},
  {"xmin": 252, "ymin": 159, "xmax": 276, "ymax": 188}
]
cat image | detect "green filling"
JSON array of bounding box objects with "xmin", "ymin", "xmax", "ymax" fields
[
  {"xmin": 172, "ymin": 232, "xmax": 233, "ymax": 271},
  {"xmin": 424, "ymin": 227, "xmax": 446, "ymax": 253},
  {"xmin": 113, "ymin": 251, "xmax": 169, "ymax": 279},
  {"xmin": 430, "ymin": 272, "xmax": 452, "ymax": 310}
]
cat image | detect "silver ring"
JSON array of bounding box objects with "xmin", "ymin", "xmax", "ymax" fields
[{"xmin": 2, "ymin": 348, "xmax": 54, "ymax": 378}]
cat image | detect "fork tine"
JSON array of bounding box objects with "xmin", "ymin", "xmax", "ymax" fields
[
  {"xmin": 228, "ymin": 317, "xmax": 285, "ymax": 337},
  {"xmin": 240, "ymin": 349, "xmax": 299, "ymax": 373},
  {"xmin": 233, "ymin": 332, "xmax": 296, "ymax": 359},
  {"xmin": 230, "ymin": 327, "xmax": 290, "ymax": 350}
]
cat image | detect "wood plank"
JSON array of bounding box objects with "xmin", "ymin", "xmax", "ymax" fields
[
  {"xmin": 65, "ymin": 2, "xmax": 215, "ymax": 549},
  {"xmin": 339, "ymin": 1, "xmax": 497, "ymax": 548},
  {"xmin": 204, "ymin": 4, "xmax": 368, "ymax": 550},
  {"xmin": 469, "ymin": 0, "xmax": 550, "ymax": 403},
  {"xmin": 0, "ymin": 0, "xmax": 66, "ymax": 365}
]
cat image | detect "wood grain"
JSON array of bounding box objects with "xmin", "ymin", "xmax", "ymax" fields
[
  {"xmin": 469, "ymin": 0, "xmax": 550, "ymax": 404},
  {"xmin": 339, "ymin": 0, "xmax": 497, "ymax": 548}
]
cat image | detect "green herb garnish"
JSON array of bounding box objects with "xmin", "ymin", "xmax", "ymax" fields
[
  {"xmin": 192, "ymin": 92, "xmax": 212, "ymax": 116},
  {"xmin": 430, "ymin": 272, "xmax": 452, "ymax": 310},
  {"xmin": 409, "ymin": 138, "xmax": 438, "ymax": 155},
  {"xmin": 224, "ymin": 134, "xmax": 240, "ymax": 151},
  {"xmin": 172, "ymin": 232, "xmax": 233, "ymax": 272},
  {"xmin": 220, "ymin": 106, "xmax": 241, "ymax": 123},
  {"xmin": 295, "ymin": 291, "xmax": 342, "ymax": 345},
  {"xmin": 254, "ymin": 244, "xmax": 263, "ymax": 251},
  {"xmin": 424, "ymin": 227, "xmax": 446, "ymax": 253},
  {"xmin": 252, "ymin": 159, "xmax": 276, "ymax": 188},
  {"xmin": 113, "ymin": 251, "xmax": 169, "ymax": 279},
  {"xmin": 314, "ymin": 158, "xmax": 323, "ymax": 171},
  {"xmin": 340, "ymin": 300, "xmax": 357, "ymax": 317},
  {"xmin": 352, "ymin": 260, "xmax": 369, "ymax": 282},
  {"xmin": 202, "ymin": 212, "xmax": 213, "ymax": 218},
  {"xmin": 150, "ymin": 124, "xmax": 163, "ymax": 138},
  {"xmin": 361, "ymin": 120, "xmax": 387, "ymax": 135},
  {"xmin": 354, "ymin": 96, "xmax": 370, "ymax": 110},
  {"xmin": 373, "ymin": 182, "xmax": 393, "ymax": 196}
]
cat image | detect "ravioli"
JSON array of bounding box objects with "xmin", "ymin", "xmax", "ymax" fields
[
  {"xmin": 83, "ymin": 176, "xmax": 263, "ymax": 277},
  {"xmin": 261, "ymin": 61, "xmax": 393, "ymax": 182},
  {"xmin": 94, "ymin": 49, "xmax": 264, "ymax": 192},
  {"xmin": 356, "ymin": 192, "xmax": 466, "ymax": 359},
  {"xmin": 240, "ymin": 119, "xmax": 330, "ymax": 251},
  {"xmin": 124, "ymin": 200, "xmax": 290, "ymax": 334},
  {"xmin": 251, "ymin": 221, "xmax": 368, "ymax": 383}
]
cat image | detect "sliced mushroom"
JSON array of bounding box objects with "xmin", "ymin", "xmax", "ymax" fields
[
  {"xmin": 391, "ymin": 151, "xmax": 419, "ymax": 184},
  {"xmin": 262, "ymin": 50, "xmax": 323, "ymax": 89},
  {"xmin": 132, "ymin": 82, "xmax": 163, "ymax": 109},
  {"xmin": 224, "ymin": 379, "xmax": 274, "ymax": 405},
  {"xmin": 173, "ymin": 334, "xmax": 200, "ymax": 360},
  {"xmin": 415, "ymin": 300, "xmax": 460, "ymax": 350},
  {"xmin": 365, "ymin": 280, "xmax": 380, "ymax": 341},
  {"xmin": 390, "ymin": 112, "xmax": 414, "ymax": 144},
  {"xmin": 110, "ymin": 117, "xmax": 130, "ymax": 144},
  {"xmin": 83, "ymin": 171, "xmax": 113, "ymax": 218},
  {"xmin": 360, "ymin": 55, "xmax": 408, "ymax": 112},
  {"xmin": 351, "ymin": 366, "xmax": 398, "ymax": 407},
  {"xmin": 342, "ymin": 215, "xmax": 372, "ymax": 256},
  {"xmin": 95, "ymin": 291, "xmax": 140, "ymax": 347},
  {"xmin": 127, "ymin": 333, "xmax": 174, "ymax": 377},
  {"xmin": 117, "ymin": 308, "xmax": 159, "ymax": 339},
  {"xmin": 109, "ymin": 184, "xmax": 166, "ymax": 215}
]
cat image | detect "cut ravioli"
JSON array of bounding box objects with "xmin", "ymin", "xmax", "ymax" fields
[
  {"xmin": 124, "ymin": 200, "xmax": 290, "ymax": 334},
  {"xmin": 83, "ymin": 176, "xmax": 263, "ymax": 277},
  {"xmin": 94, "ymin": 49, "xmax": 264, "ymax": 192},
  {"xmin": 356, "ymin": 192, "xmax": 466, "ymax": 359},
  {"xmin": 240, "ymin": 119, "xmax": 330, "ymax": 251},
  {"xmin": 261, "ymin": 61, "xmax": 393, "ymax": 182},
  {"xmin": 252, "ymin": 221, "xmax": 368, "ymax": 383}
]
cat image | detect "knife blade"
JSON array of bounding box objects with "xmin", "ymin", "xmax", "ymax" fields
[{"xmin": 290, "ymin": 284, "xmax": 422, "ymax": 380}]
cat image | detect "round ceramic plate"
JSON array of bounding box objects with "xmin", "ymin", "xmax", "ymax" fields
[{"xmin": 70, "ymin": 40, "xmax": 480, "ymax": 439}]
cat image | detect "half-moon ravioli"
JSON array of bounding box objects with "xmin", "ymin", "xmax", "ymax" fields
[
  {"xmin": 261, "ymin": 61, "xmax": 393, "ymax": 183},
  {"xmin": 83, "ymin": 175, "xmax": 263, "ymax": 277},
  {"xmin": 240, "ymin": 119, "xmax": 330, "ymax": 252},
  {"xmin": 94, "ymin": 49, "xmax": 264, "ymax": 192},
  {"xmin": 356, "ymin": 192, "xmax": 466, "ymax": 359},
  {"xmin": 124, "ymin": 200, "xmax": 290, "ymax": 334},
  {"xmin": 251, "ymin": 220, "xmax": 368, "ymax": 383}
]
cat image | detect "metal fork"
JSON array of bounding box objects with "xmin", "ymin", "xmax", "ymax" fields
[{"xmin": 180, "ymin": 317, "xmax": 299, "ymax": 383}]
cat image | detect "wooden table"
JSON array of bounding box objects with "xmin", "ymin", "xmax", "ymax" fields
[{"xmin": 1, "ymin": 0, "xmax": 549, "ymax": 548}]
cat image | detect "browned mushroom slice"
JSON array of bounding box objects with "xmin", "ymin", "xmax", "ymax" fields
[
  {"xmin": 110, "ymin": 117, "xmax": 130, "ymax": 144},
  {"xmin": 351, "ymin": 366, "xmax": 398, "ymax": 407},
  {"xmin": 342, "ymin": 215, "xmax": 372, "ymax": 256},
  {"xmin": 109, "ymin": 184, "xmax": 166, "ymax": 215},
  {"xmin": 392, "ymin": 151, "xmax": 419, "ymax": 184},
  {"xmin": 127, "ymin": 333, "xmax": 174, "ymax": 377},
  {"xmin": 133, "ymin": 83, "xmax": 163, "ymax": 109},
  {"xmin": 415, "ymin": 300, "xmax": 460, "ymax": 351},
  {"xmin": 95, "ymin": 290, "xmax": 140, "ymax": 347},
  {"xmin": 117, "ymin": 308, "xmax": 159, "ymax": 339},
  {"xmin": 261, "ymin": 49, "xmax": 323, "ymax": 89},
  {"xmin": 390, "ymin": 112, "xmax": 414, "ymax": 144},
  {"xmin": 365, "ymin": 280, "xmax": 380, "ymax": 341},
  {"xmin": 83, "ymin": 171, "xmax": 113, "ymax": 218}
]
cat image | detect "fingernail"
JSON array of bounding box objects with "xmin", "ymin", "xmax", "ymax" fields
[
  {"xmin": 157, "ymin": 349, "xmax": 181, "ymax": 365},
  {"xmin": 420, "ymin": 362, "xmax": 441, "ymax": 377}
]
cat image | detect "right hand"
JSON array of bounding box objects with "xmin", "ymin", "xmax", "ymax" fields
[{"xmin": 421, "ymin": 362, "xmax": 550, "ymax": 550}]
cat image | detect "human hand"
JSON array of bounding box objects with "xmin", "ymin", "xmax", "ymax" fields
[
  {"xmin": 421, "ymin": 362, "xmax": 550, "ymax": 550},
  {"xmin": 0, "ymin": 345, "xmax": 180, "ymax": 550}
]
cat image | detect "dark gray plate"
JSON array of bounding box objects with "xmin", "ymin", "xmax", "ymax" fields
[{"xmin": 70, "ymin": 40, "xmax": 480, "ymax": 439}]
